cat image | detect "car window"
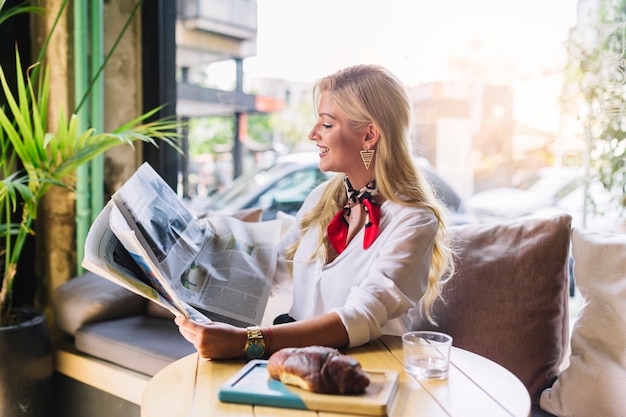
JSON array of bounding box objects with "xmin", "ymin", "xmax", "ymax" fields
[
  {"xmin": 209, "ymin": 171, "xmax": 260, "ymax": 210},
  {"xmin": 209, "ymin": 163, "xmax": 293, "ymax": 210},
  {"xmin": 254, "ymin": 167, "xmax": 329, "ymax": 209}
]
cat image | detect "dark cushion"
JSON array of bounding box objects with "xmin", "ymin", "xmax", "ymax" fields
[
  {"xmin": 75, "ymin": 315, "xmax": 196, "ymax": 376},
  {"xmin": 420, "ymin": 214, "xmax": 571, "ymax": 404}
]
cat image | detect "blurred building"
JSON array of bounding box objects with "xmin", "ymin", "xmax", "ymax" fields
[
  {"xmin": 176, "ymin": 0, "xmax": 258, "ymax": 118},
  {"xmin": 176, "ymin": 0, "xmax": 262, "ymax": 194},
  {"xmin": 410, "ymin": 81, "xmax": 514, "ymax": 198}
]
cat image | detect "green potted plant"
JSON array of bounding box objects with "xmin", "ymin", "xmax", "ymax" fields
[
  {"xmin": 0, "ymin": 52, "xmax": 180, "ymax": 323},
  {"xmin": 0, "ymin": 1, "xmax": 180, "ymax": 415}
]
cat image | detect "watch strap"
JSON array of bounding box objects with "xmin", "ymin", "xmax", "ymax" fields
[{"xmin": 244, "ymin": 325, "xmax": 266, "ymax": 359}]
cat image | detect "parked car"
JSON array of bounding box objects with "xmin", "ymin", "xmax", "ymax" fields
[
  {"xmin": 468, "ymin": 166, "xmax": 621, "ymax": 232},
  {"xmin": 531, "ymin": 179, "xmax": 620, "ymax": 233},
  {"xmin": 469, "ymin": 167, "xmax": 622, "ymax": 298},
  {"xmin": 468, "ymin": 167, "xmax": 582, "ymax": 223},
  {"xmin": 190, "ymin": 152, "xmax": 474, "ymax": 224}
]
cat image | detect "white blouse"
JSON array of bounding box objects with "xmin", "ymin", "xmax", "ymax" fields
[{"xmin": 274, "ymin": 183, "xmax": 437, "ymax": 347}]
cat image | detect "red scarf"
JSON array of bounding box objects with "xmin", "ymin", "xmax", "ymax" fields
[{"xmin": 327, "ymin": 178, "xmax": 380, "ymax": 254}]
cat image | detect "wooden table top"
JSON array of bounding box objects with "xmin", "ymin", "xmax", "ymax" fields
[{"xmin": 141, "ymin": 335, "xmax": 531, "ymax": 417}]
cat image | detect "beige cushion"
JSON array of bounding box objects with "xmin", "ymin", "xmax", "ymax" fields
[
  {"xmin": 53, "ymin": 272, "xmax": 147, "ymax": 335},
  {"xmin": 421, "ymin": 214, "xmax": 572, "ymax": 404},
  {"xmin": 540, "ymin": 228, "xmax": 626, "ymax": 416}
]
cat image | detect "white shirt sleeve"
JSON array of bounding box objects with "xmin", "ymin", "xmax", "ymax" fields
[
  {"xmin": 331, "ymin": 209, "xmax": 437, "ymax": 347},
  {"xmin": 271, "ymin": 184, "xmax": 325, "ymax": 288},
  {"xmin": 285, "ymin": 183, "xmax": 439, "ymax": 348}
]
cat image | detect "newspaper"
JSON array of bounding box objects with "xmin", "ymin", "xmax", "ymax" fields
[{"xmin": 82, "ymin": 162, "xmax": 282, "ymax": 327}]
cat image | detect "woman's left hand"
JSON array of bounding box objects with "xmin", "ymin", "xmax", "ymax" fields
[{"xmin": 174, "ymin": 316, "xmax": 247, "ymax": 359}]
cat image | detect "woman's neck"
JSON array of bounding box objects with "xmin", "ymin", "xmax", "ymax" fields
[{"xmin": 345, "ymin": 175, "xmax": 375, "ymax": 191}]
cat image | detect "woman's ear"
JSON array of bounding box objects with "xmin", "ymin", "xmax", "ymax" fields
[{"xmin": 364, "ymin": 123, "xmax": 380, "ymax": 148}]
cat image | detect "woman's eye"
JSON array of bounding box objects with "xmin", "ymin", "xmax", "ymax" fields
[{"xmin": 322, "ymin": 123, "xmax": 332, "ymax": 129}]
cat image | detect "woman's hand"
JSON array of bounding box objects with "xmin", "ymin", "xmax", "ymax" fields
[
  {"xmin": 174, "ymin": 316, "xmax": 247, "ymax": 359},
  {"xmin": 175, "ymin": 312, "xmax": 350, "ymax": 359}
]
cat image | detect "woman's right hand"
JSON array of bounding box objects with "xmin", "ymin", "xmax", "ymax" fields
[{"xmin": 174, "ymin": 316, "xmax": 247, "ymax": 359}]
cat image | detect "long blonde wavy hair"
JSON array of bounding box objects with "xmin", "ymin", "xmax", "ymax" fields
[{"xmin": 288, "ymin": 64, "xmax": 455, "ymax": 324}]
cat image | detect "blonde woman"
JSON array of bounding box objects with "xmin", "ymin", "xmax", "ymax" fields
[{"xmin": 176, "ymin": 64, "xmax": 455, "ymax": 359}]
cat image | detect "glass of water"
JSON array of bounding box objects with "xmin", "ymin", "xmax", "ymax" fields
[{"xmin": 402, "ymin": 331, "xmax": 453, "ymax": 380}]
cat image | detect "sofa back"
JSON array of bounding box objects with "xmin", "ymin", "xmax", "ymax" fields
[{"xmin": 420, "ymin": 214, "xmax": 572, "ymax": 405}]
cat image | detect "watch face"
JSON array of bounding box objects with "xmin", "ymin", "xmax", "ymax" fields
[{"xmin": 247, "ymin": 341, "xmax": 265, "ymax": 359}]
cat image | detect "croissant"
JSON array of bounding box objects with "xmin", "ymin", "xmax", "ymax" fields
[{"xmin": 267, "ymin": 346, "xmax": 370, "ymax": 395}]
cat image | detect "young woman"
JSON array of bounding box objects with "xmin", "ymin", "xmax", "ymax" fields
[{"xmin": 175, "ymin": 64, "xmax": 455, "ymax": 359}]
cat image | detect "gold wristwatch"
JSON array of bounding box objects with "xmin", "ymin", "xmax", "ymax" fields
[{"xmin": 243, "ymin": 326, "xmax": 266, "ymax": 359}]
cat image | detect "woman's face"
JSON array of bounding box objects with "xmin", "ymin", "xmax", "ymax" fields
[{"xmin": 309, "ymin": 92, "xmax": 365, "ymax": 177}]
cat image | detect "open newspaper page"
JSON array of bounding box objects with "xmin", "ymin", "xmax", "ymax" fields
[
  {"xmin": 82, "ymin": 201, "xmax": 206, "ymax": 321},
  {"xmin": 108, "ymin": 162, "xmax": 281, "ymax": 327},
  {"xmin": 107, "ymin": 203, "xmax": 210, "ymax": 322},
  {"xmin": 181, "ymin": 215, "xmax": 281, "ymax": 326}
]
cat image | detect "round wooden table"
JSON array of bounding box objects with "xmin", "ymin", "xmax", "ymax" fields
[{"xmin": 142, "ymin": 335, "xmax": 531, "ymax": 417}]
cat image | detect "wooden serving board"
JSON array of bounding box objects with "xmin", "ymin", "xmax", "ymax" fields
[{"xmin": 217, "ymin": 359, "xmax": 399, "ymax": 416}]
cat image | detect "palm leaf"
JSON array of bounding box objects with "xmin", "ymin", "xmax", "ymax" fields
[
  {"xmin": 0, "ymin": 2, "xmax": 44, "ymax": 26},
  {"xmin": 0, "ymin": 0, "xmax": 184, "ymax": 325},
  {"xmin": 0, "ymin": 46, "xmax": 183, "ymax": 323}
]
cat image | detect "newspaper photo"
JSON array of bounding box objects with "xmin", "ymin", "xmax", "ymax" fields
[{"xmin": 82, "ymin": 162, "xmax": 283, "ymax": 327}]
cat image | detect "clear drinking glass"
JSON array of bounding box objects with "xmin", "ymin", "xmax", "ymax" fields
[{"xmin": 402, "ymin": 331, "xmax": 453, "ymax": 380}]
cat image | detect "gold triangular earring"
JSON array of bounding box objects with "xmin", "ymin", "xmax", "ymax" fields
[{"xmin": 360, "ymin": 148, "xmax": 375, "ymax": 170}]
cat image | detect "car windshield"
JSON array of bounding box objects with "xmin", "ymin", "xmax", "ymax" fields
[{"xmin": 209, "ymin": 163, "xmax": 289, "ymax": 210}]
